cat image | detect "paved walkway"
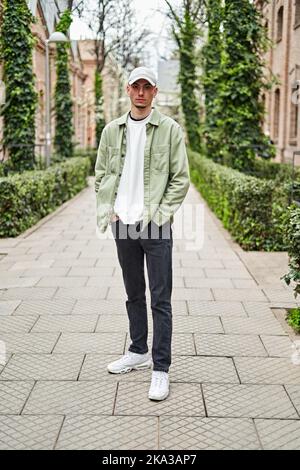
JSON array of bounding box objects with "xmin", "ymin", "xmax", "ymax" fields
[{"xmin": 0, "ymin": 178, "xmax": 300, "ymax": 450}]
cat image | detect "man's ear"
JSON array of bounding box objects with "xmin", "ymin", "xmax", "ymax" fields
[{"xmin": 126, "ymin": 84, "xmax": 130, "ymax": 95}]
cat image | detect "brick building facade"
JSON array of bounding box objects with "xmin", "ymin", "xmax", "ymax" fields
[
  {"xmin": 0, "ymin": 0, "xmax": 126, "ymax": 162},
  {"xmin": 257, "ymin": 0, "xmax": 300, "ymax": 164}
]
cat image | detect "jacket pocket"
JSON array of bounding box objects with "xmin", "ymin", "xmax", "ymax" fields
[
  {"xmin": 151, "ymin": 144, "xmax": 170, "ymax": 173},
  {"xmin": 106, "ymin": 147, "xmax": 120, "ymax": 174}
]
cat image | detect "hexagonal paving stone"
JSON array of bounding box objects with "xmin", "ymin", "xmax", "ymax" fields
[
  {"xmin": 260, "ymin": 335, "xmax": 295, "ymax": 358},
  {"xmin": 170, "ymin": 334, "xmax": 196, "ymax": 355},
  {"xmin": 55, "ymin": 415, "xmax": 158, "ymax": 450},
  {"xmin": 115, "ymin": 381, "xmax": 205, "ymax": 417},
  {"xmin": 171, "ymin": 301, "xmax": 189, "ymax": 316},
  {"xmin": 0, "ymin": 381, "xmax": 34, "ymax": 414},
  {"xmin": 72, "ymin": 299, "xmax": 126, "ymax": 316},
  {"xmin": 0, "ymin": 415, "xmax": 64, "ymax": 449},
  {"xmin": 172, "ymin": 288, "xmax": 213, "ymax": 301},
  {"xmin": 124, "ymin": 333, "xmax": 195, "ymax": 356},
  {"xmin": 0, "ymin": 315, "xmax": 38, "ymax": 333},
  {"xmin": 172, "ymin": 316, "xmax": 223, "ymax": 334},
  {"xmin": 255, "ymin": 419, "xmax": 300, "ymax": 450},
  {"xmin": 0, "ymin": 301, "xmax": 21, "ymax": 316},
  {"xmin": 202, "ymin": 383, "xmax": 298, "ymax": 419},
  {"xmin": 54, "ymin": 286, "xmax": 108, "ymax": 300},
  {"xmin": 187, "ymin": 301, "xmax": 247, "ymax": 317},
  {"xmin": 242, "ymin": 302, "xmax": 276, "ymax": 318},
  {"xmin": 96, "ymin": 315, "xmax": 131, "ymax": 333},
  {"xmin": 53, "ymin": 333, "xmax": 126, "ymax": 354},
  {"xmin": 0, "ymin": 332, "xmax": 59, "ymax": 355},
  {"xmin": 263, "ymin": 289, "xmax": 297, "ymax": 303},
  {"xmin": 194, "ymin": 333, "xmax": 267, "ymax": 357},
  {"xmin": 36, "ymin": 276, "xmax": 88, "ymax": 288},
  {"xmin": 0, "ymin": 353, "xmax": 84, "ymax": 381},
  {"xmin": 159, "ymin": 416, "xmax": 261, "ymax": 450},
  {"xmin": 222, "ymin": 315, "xmax": 286, "ymax": 335},
  {"xmin": 1, "ymin": 287, "xmax": 56, "ymax": 301},
  {"xmin": 22, "ymin": 380, "xmax": 117, "ymax": 415},
  {"xmin": 67, "ymin": 267, "xmax": 114, "ymax": 277},
  {"xmin": 285, "ymin": 385, "xmax": 300, "ymax": 415},
  {"xmin": 14, "ymin": 299, "xmax": 75, "ymax": 316},
  {"xmin": 78, "ymin": 354, "xmax": 152, "ymax": 383},
  {"xmin": 234, "ymin": 357, "xmax": 300, "ymax": 385},
  {"xmin": 212, "ymin": 288, "xmax": 267, "ymax": 302},
  {"xmin": 31, "ymin": 314, "xmax": 99, "ymax": 333},
  {"xmin": 170, "ymin": 356, "xmax": 239, "ymax": 383}
]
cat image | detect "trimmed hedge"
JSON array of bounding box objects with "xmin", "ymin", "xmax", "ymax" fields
[
  {"xmin": 0, "ymin": 157, "xmax": 90, "ymax": 237},
  {"xmin": 282, "ymin": 205, "xmax": 300, "ymax": 327},
  {"xmin": 188, "ymin": 149, "xmax": 290, "ymax": 251},
  {"xmin": 250, "ymin": 157, "xmax": 300, "ymax": 182},
  {"xmin": 282, "ymin": 205, "xmax": 300, "ymax": 298},
  {"xmin": 74, "ymin": 148, "xmax": 97, "ymax": 175}
]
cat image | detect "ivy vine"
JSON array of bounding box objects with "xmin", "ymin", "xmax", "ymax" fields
[
  {"xmin": 201, "ymin": 0, "xmax": 224, "ymax": 163},
  {"xmin": 178, "ymin": 19, "xmax": 201, "ymax": 152},
  {"xmin": 165, "ymin": 1, "xmax": 202, "ymax": 153},
  {"xmin": 202, "ymin": 0, "xmax": 275, "ymax": 172},
  {"xmin": 95, "ymin": 69, "xmax": 105, "ymax": 148},
  {"xmin": 54, "ymin": 9, "xmax": 74, "ymax": 160},
  {"xmin": 0, "ymin": 0, "xmax": 37, "ymax": 172}
]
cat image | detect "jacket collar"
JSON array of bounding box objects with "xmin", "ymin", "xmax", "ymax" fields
[{"xmin": 116, "ymin": 107, "xmax": 161, "ymax": 126}]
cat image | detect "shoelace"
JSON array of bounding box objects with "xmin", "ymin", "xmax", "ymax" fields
[
  {"xmin": 122, "ymin": 351, "xmax": 144, "ymax": 362},
  {"xmin": 152, "ymin": 374, "xmax": 167, "ymax": 388}
]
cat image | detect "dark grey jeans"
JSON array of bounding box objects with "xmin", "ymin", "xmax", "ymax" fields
[{"xmin": 111, "ymin": 219, "xmax": 173, "ymax": 372}]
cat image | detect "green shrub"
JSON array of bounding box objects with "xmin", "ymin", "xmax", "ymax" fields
[
  {"xmin": 246, "ymin": 157, "xmax": 300, "ymax": 183},
  {"xmin": 281, "ymin": 205, "xmax": 300, "ymax": 299},
  {"xmin": 74, "ymin": 148, "xmax": 97, "ymax": 175},
  {"xmin": 0, "ymin": 157, "xmax": 90, "ymax": 237},
  {"xmin": 189, "ymin": 149, "xmax": 289, "ymax": 250},
  {"xmin": 286, "ymin": 308, "xmax": 300, "ymax": 334}
]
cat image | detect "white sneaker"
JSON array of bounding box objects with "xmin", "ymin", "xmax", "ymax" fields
[
  {"xmin": 107, "ymin": 351, "xmax": 152, "ymax": 374},
  {"xmin": 148, "ymin": 371, "xmax": 169, "ymax": 401}
]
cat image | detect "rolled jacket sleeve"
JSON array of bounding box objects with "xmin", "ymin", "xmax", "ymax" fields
[{"xmin": 94, "ymin": 127, "xmax": 107, "ymax": 194}]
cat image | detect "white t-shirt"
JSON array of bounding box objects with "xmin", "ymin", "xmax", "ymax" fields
[{"xmin": 113, "ymin": 110, "xmax": 153, "ymax": 224}]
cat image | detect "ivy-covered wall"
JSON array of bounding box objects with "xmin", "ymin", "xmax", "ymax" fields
[
  {"xmin": 54, "ymin": 9, "xmax": 74, "ymax": 160},
  {"xmin": 202, "ymin": 0, "xmax": 275, "ymax": 172},
  {"xmin": 0, "ymin": 0, "xmax": 37, "ymax": 172}
]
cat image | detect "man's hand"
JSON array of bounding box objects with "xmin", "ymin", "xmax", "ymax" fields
[{"xmin": 110, "ymin": 214, "xmax": 120, "ymax": 223}]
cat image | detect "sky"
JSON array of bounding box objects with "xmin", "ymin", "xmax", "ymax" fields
[{"xmin": 70, "ymin": 0, "xmax": 177, "ymax": 71}]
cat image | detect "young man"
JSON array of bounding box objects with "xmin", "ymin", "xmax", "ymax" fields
[{"xmin": 94, "ymin": 66, "xmax": 190, "ymax": 401}]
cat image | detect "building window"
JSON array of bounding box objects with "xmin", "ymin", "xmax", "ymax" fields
[
  {"xmin": 274, "ymin": 89, "xmax": 280, "ymax": 139},
  {"xmin": 295, "ymin": 0, "xmax": 300, "ymax": 28},
  {"xmin": 290, "ymin": 96, "xmax": 299, "ymax": 141},
  {"xmin": 264, "ymin": 20, "xmax": 269, "ymax": 32},
  {"xmin": 277, "ymin": 6, "xmax": 284, "ymax": 41},
  {"xmin": 261, "ymin": 94, "xmax": 266, "ymax": 127}
]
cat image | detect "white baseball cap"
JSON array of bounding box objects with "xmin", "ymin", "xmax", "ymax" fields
[{"xmin": 128, "ymin": 66, "xmax": 157, "ymax": 86}]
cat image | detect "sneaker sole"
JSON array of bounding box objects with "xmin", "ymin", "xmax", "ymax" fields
[
  {"xmin": 107, "ymin": 359, "xmax": 152, "ymax": 374},
  {"xmin": 148, "ymin": 390, "xmax": 169, "ymax": 401}
]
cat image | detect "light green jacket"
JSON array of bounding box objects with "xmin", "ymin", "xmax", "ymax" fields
[{"xmin": 94, "ymin": 107, "xmax": 190, "ymax": 233}]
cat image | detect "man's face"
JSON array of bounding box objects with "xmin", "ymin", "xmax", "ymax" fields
[{"xmin": 126, "ymin": 79, "xmax": 158, "ymax": 109}]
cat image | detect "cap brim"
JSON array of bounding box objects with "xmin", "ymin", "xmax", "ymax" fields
[{"xmin": 128, "ymin": 75, "xmax": 156, "ymax": 86}]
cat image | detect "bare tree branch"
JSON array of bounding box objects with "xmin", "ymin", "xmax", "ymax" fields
[{"xmin": 164, "ymin": 0, "xmax": 182, "ymax": 27}]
